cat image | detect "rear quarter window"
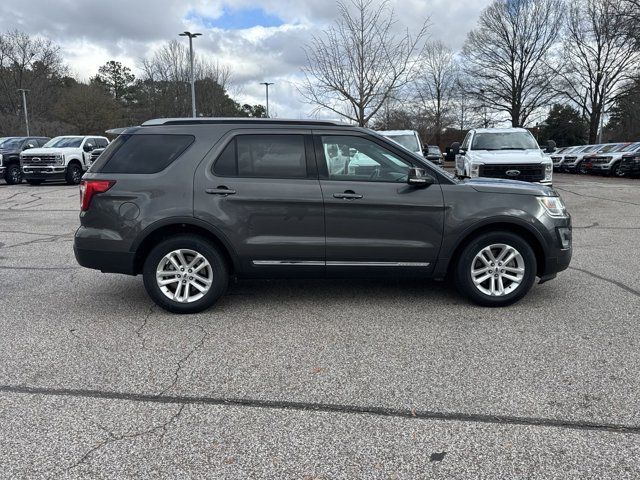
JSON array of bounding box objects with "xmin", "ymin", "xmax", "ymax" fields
[{"xmin": 91, "ymin": 134, "xmax": 194, "ymax": 174}]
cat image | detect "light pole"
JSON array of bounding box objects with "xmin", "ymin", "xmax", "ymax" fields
[
  {"xmin": 179, "ymin": 31, "xmax": 202, "ymax": 118},
  {"xmin": 260, "ymin": 82, "xmax": 274, "ymax": 118},
  {"xmin": 597, "ymin": 71, "xmax": 609, "ymax": 144},
  {"xmin": 17, "ymin": 88, "xmax": 30, "ymax": 135}
]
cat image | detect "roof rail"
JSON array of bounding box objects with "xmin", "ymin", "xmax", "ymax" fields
[{"xmin": 141, "ymin": 117, "xmax": 350, "ymax": 127}]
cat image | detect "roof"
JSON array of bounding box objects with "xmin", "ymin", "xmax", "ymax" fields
[
  {"xmin": 141, "ymin": 117, "xmax": 351, "ymax": 127},
  {"xmin": 471, "ymin": 127, "xmax": 530, "ymax": 134},
  {"xmin": 376, "ymin": 130, "xmax": 417, "ymax": 136}
]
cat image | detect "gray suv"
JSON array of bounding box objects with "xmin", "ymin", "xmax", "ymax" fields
[{"xmin": 74, "ymin": 118, "xmax": 572, "ymax": 313}]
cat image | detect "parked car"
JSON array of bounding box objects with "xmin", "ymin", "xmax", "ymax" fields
[
  {"xmin": 452, "ymin": 128, "xmax": 553, "ymax": 185},
  {"xmin": 579, "ymin": 143, "xmax": 626, "ymax": 174},
  {"xmin": 0, "ymin": 136, "xmax": 50, "ymax": 184},
  {"xmin": 583, "ymin": 142, "xmax": 640, "ymax": 176},
  {"xmin": 619, "ymin": 151, "xmax": 640, "ymax": 177},
  {"xmin": 424, "ymin": 145, "xmax": 444, "ymax": 165},
  {"xmin": 89, "ymin": 147, "xmax": 106, "ymax": 164},
  {"xmin": 74, "ymin": 118, "xmax": 572, "ymax": 313},
  {"xmin": 377, "ymin": 130, "xmax": 424, "ymax": 157},
  {"xmin": 20, "ymin": 135, "xmax": 109, "ymax": 185},
  {"xmin": 551, "ymin": 145, "xmax": 586, "ymax": 172},
  {"xmin": 561, "ymin": 144, "xmax": 604, "ymax": 173}
]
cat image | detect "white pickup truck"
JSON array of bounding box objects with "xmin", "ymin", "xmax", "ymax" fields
[
  {"xmin": 453, "ymin": 128, "xmax": 554, "ymax": 186},
  {"xmin": 20, "ymin": 135, "xmax": 109, "ymax": 185}
]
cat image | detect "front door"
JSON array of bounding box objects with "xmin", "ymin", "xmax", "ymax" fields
[
  {"xmin": 315, "ymin": 133, "xmax": 444, "ymax": 276},
  {"xmin": 195, "ymin": 130, "xmax": 325, "ymax": 276}
]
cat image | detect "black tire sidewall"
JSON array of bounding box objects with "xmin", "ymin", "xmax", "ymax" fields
[
  {"xmin": 5, "ymin": 164, "xmax": 22, "ymax": 184},
  {"xmin": 66, "ymin": 164, "xmax": 83, "ymax": 185},
  {"xmin": 143, "ymin": 235, "xmax": 228, "ymax": 314},
  {"xmin": 455, "ymin": 231, "xmax": 537, "ymax": 307}
]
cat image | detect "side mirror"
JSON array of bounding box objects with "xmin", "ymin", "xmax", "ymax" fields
[
  {"xmin": 407, "ymin": 167, "xmax": 435, "ymax": 187},
  {"xmin": 23, "ymin": 143, "xmax": 35, "ymax": 150},
  {"xmin": 545, "ymin": 140, "xmax": 557, "ymax": 154},
  {"xmin": 451, "ymin": 142, "xmax": 461, "ymax": 156},
  {"xmin": 84, "ymin": 143, "xmax": 94, "ymax": 152}
]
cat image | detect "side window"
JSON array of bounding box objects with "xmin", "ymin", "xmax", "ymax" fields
[
  {"xmin": 320, "ymin": 135, "xmax": 412, "ymax": 182},
  {"xmin": 213, "ymin": 135, "xmax": 307, "ymax": 179},
  {"xmin": 96, "ymin": 138, "xmax": 108, "ymax": 148}
]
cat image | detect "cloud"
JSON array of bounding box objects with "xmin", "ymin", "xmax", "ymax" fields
[{"xmin": 0, "ymin": 0, "xmax": 491, "ymax": 119}]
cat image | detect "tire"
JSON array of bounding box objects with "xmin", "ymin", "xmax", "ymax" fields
[
  {"xmin": 578, "ymin": 162, "xmax": 587, "ymax": 174},
  {"xmin": 26, "ymin": 179, "xmax": 44, "ymax": 186},
  {"xmin": 142, "ymin": 235, "xmax": 228, "ymax": 314},
  {"xmin": 611, "ymin": 162, "xmax": 625, "ymax": 178},
  {"xmin": 454, "ymin": 231, "xmax": 537, "ymax": 307},
  {"xmin": 4, "ymin": 164, "xmax": 22, "ymax": 185},
  {"xmin": 65, "ymin": 163, "xmax": 83, "ymax": 185}
]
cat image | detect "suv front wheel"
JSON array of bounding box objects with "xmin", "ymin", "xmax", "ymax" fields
[
  {"xmin": 455, "ymin": 231, "xmax": 537, "ymax": 307},
  {"xmin": 143, "ymin": 235, "xmax": 228, "ymax": 314}
]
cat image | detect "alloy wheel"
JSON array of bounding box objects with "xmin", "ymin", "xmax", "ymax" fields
[
  {"xmin": 470, "ymin": 243, "xmax": 525, "ymax": 296},
  {"xmin": 156, "ymin": 249, "xmax": 213, "ymax": 303}
]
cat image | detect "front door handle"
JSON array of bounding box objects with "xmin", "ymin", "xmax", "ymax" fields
[
  {"xmin": 333, "ymin": 190, "xmax": 363, "ymax": 200},
  {"xmin": 206, "ymin": 186, "xmax": 236, "ymax": 196}
]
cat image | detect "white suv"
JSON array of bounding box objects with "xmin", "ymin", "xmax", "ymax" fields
[
  {"xmin": 21, "ymin": 136, "xmax": 109, "ymax": 185},
  {"xmin": 377, "ymin": 130, "xmax": 424, "ymax": 157},
  {"xmin": 453, "ymin": 128, "xmax": 553, "ymax": 186}
]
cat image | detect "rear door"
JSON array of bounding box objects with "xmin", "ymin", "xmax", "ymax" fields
[
  {"xmin": 194, "ymin": 129, "xmax": 325, "ymax": 277},
  {"xmin": 314, "ymin": 132, "xmax": 444, "ymax": 276}
]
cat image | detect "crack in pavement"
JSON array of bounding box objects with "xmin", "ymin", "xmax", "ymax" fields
[
  {"xmin": 157, "ymin": 324, "xmax": 208, "ymax": 396},
  {"xmin": 0, "ymin": 232, "xmax": 74, "ymax": 250},
  {"xmin": 1, "ymin": 384, "xmax": 639, "ymax": 436},
  {"xmin": 555, "ymin": 186, "xmax": 640, "ymax": 206},
  {"xmin": 135, "ymin": 305, "xmax": 155, "ymax": 350},
  {"xmin": 569, "ymin": 266, "xmax": 640, "ymax": 298},
  {"xmin": 573, "ymin": 222, "xmax": 640, "ymax": 230},
  {"xmin": 65, "ymin": 404, "xmax": 185, "ymax": 473}
]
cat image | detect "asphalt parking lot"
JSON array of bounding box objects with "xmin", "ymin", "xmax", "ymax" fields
[{"xmin": 0, "ymin": 173, "xmax": 639, "ymax": 479}]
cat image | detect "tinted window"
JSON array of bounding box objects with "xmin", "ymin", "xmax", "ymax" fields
[
  {"xmin": 321, "ymin": 135, "xmax": 412, "ymax": 182},
  {"xmin": 94, "ymin": 134, "xmax": 194, "ymax": 174},
  {"xmin": 44, "ymin": 137, "xmax": 83, "ymax": 148},
  {"xmin": 213, "ymin": 135, "xmax": 306, "ymax": 178},
  {"xmin": 96, "ymin": 138, "xmax": 108, "ymax": 148}
]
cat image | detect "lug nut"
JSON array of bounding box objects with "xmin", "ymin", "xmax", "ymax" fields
[
  {"xmin": 189, "ymin": 276, "xmax": 193, "ymax": 280},
  {"xmin": 488, "ymin": 269, "xmax": 493, "ymax": 273}
]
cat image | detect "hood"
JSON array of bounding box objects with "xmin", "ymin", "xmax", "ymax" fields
[
  {"xmin": 463, "ymin": 177, "xmax": 556, "ymax": 196},
  {"xmin": 468, "ymin": 149, "xmax": 549, "ymax": 164},
  {"xmin": 21, "ymin": 147, "xmax": 79, "ymax": 156},
  {"xmin": 0, "ymin": 148, "xmax": 20, "ymax": 155}
]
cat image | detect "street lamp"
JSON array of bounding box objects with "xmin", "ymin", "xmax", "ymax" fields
[
  {"xmin": 260, "ymin": 82, "xmax": 274, "ymax": 118},
  {"xmin": 179, "ymin": 31, "xmax": 202, "ymax": 118},
  {"xmin": 17, "ymin": 88, "xmax": 30, "ymax": 136}
]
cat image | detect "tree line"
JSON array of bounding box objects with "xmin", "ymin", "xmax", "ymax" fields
[
  {"xmin": 0, "ymin": 32, "xmax": 265, "ymax": 137},
  {"xmin": 302, "ymin": 0, "xmax": 640, "ymax": 146}
]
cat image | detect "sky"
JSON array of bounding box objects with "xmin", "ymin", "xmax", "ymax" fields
[{"xmin": 0, "ymin": 0, "xmax": 491, "ymax": 119}]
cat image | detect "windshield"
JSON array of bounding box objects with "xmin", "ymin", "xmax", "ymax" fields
[
  {"xmin": 599, "ymin": 144, "xmax": 624, "ymax": 153},
  {"xmin": 386, "ymin": 134, "xmax": 419, "ymax": 152},
  {"xmin": 621, "ymin": 143, "xmax": 640, "ymax": 152},
  {"xmin": 471, "ymin": 131, "xmax": 539, "ymax": 150},
  {"xmin": 427, "ymin": 146, "xmax": 441, "ymax": 155},
  {"xmin": 0, "ymin": 138, "xmax": 24, "ymax": 149},
  {"xmin": 44, "ymin": 137, "xmax": 83, "ymax": 148}
]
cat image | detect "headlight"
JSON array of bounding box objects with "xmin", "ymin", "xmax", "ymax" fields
[
  {"xmin": 470, "ymin": 163, "xmax": 480, "ymax": 177},
  {"xmin": 538, "ymin": 196, "xmax": 567, "ymax": 217},
  {"xmin": 544, "ymin": 163, "xmax": 553, "ymax": 180},
  {"xmin": 56, "ymin": 154, "xmax": 64, "ymax": 165}
]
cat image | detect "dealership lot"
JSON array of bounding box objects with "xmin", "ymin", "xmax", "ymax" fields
[{"xmin": 0, "ymin": 174, "xmax": 639, "ymax": 478}]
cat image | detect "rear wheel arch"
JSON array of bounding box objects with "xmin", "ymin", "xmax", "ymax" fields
[
  {"xmin": 132, "ymin": 220, "xmax": 238, "ymax": 276},
  {"xmin": 446, "ymin": 221, "xmax": 546, "ymax": 278}
]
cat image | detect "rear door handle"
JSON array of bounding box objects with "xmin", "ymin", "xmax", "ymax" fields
[
  {"xmin": 333, "ymin": 191, "xmax": 363, "ymax": 200},
  {"xmin": 206, "ymin": 187, "xmax": 236, "ymax": 196}
]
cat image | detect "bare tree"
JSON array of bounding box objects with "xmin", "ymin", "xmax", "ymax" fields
[
  {"xmin": 300, "ymin": 0, "xmax": 429, "ymax": 126},
  {"xmin": 558, "ymin": 0, "xmax": 640, "ymax": 143},
  {"xmin": 417, "ymin": 41, "xmax": 458, "ymax": 144},
  {"xmin": 461, "ymin": 0, "xmax": 564, "ymax": 127}
]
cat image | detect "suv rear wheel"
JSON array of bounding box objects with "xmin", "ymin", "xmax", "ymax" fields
[
  {"xmin": 4, "ymin": 164, "xmax": 22, "ymax": 184},
  {"xmin": 455, "ymin": 231, "xmax": 537, "ymax": 307},
  {"xmin": 143, "ymin": 235, "xmax": 228, "ymax": 314},
  {"xmin": 65, "ymin": 163, "xmax": 83, "ymax": 185}
]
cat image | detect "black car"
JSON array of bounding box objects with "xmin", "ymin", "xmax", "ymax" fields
[
  {"xmin": 74, "ymin": 118, "xmax": 572, "ymax": 313},
  {"xmin": 0, "ymin": 136, "xmax": 50, "ymax": 184},
  {"xmin": 619, "ymin": 152, "xmax": 640, "ymax": 177},
  {"xmin": 424, "ymin": 145, "xmax": 444, "ymax": 165}
]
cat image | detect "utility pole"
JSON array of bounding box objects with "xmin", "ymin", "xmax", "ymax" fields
[
  {"xmin": 17, "ymin": 89, "xmax": 30, "ymax": 136},
  {"xmin": 179, "ymin": 31, "xmax": 202, "ymax": 118},
  {"xmin": 260, "ymin": 82, "xmax": 274, "ymax": 118}
]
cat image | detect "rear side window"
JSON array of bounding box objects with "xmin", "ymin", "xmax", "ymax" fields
[
  {"xmin": 93, "ymin": 134, "xmax": 194, "ymax": 174},
  {"xmin": 213, "ymin": 135, "xmax": 306, "ymax": 178}
]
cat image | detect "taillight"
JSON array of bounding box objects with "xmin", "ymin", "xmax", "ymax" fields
[{"xmin": 80, "ymin": 180, "xmax": 115, "ymax": 211}]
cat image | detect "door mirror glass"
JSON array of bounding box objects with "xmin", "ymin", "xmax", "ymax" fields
[
  {"xmin": 451, "ymin": 142, "xmax": 460, "ymax": 155},
  {"xmin": 84, "ymin": 143, "xmax": 94, "ymax": 152},
  {"xmin": 24, "ymin": 143, "xmax": 35, "ymax": 150},
  {"xmin": 407, "ymin": 167, "xmax": 435, "ymax": 187}
]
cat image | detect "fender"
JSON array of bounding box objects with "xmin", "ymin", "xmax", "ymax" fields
[{"xmin": 130, "ymin": 216, "xmax": 241, "ymax": 271}]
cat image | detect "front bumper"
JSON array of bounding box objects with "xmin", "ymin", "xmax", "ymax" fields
[{"xmin": 22, "ymin": 165, "xmax": 66, "ymax": 180}]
